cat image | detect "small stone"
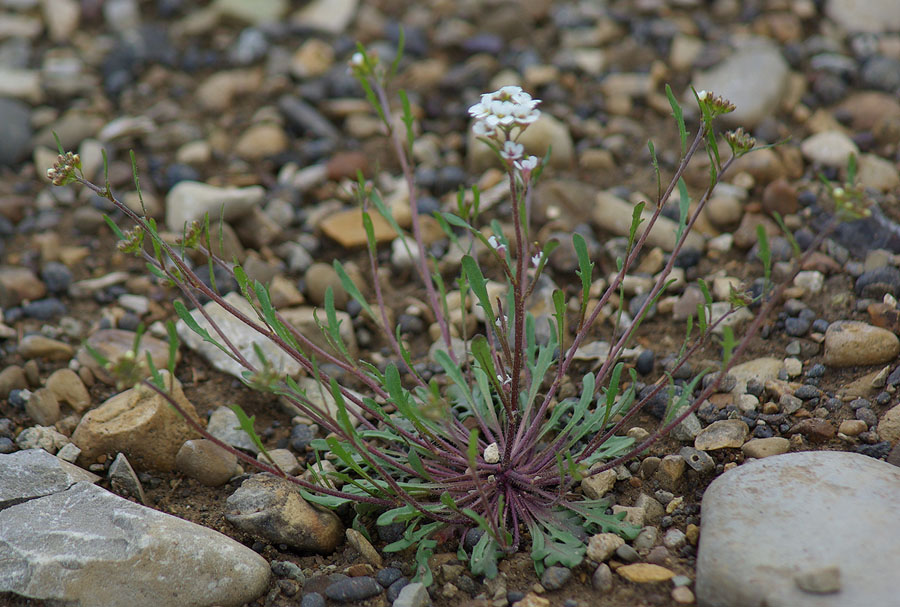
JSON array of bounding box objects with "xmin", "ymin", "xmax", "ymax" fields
[
  {"xmin": 26, "ymin": 388, "xmax": 60, "ymax": 426},
  {"xmin": 77, "ymin": 329, "xmax": 175, "ymax": 385},
  {"xmin": 655, "ymin": 455, "xmax": 685, "ymax": 489},
  {"xmin": 790, "ymin": 419, "xmax": 836, "ymax": 442},
  {"xmin": 540, "ymin": 566, "xmax": 571, "ymax": 591},
  {"xmin": 17, "ymin": 335, "xmax": 73, "ymax": 361},
  {"xmin": 176, "ymin": 439, "xmax": 239, "ymax": 486},
  {"xmin": 165, "ymin": 181, "xmax": 264, "ymax": 232},
  {"xmin": 587, "ymin": 533, "xmax": 624, "ymax": 562},
  {"xmin": 581, "ymin": 467, "xmax": 617, "ymax": 499},
  {"xmin": 800, "ymin": 131, "xmax": 860, "ymax": 168},
  {"xmin": 300, "ymin": 592, "xmax": 326, "ymax": 607},
  {"xmin": 633, "ymin": 526, "xmax": 659, "ymax": 552},
  {"xmin": 592, "ymin": 563, "xmax": 613, "ymax": 592},
  {"xmin": 292, "ymin": 0, "xmax": 358, "ymax": 34},
  {"xmin": 225, "ymin": 474, "xmax": 343, "ymax": 553},
  {"xmin": 324, "ymin": 576, "xmax": 382, "ymax": 602},
  {"xmin": 838, "ymin": 419, "xmax": 868, "ymax": 436},
  {"xmin": 513, "ymin": 593, "xmax": 550, "ymax": 607},
  {"xmin": 680, "ymin": 446, "xmax": 716, "ymax": 473},
  {"xmin": 207, "ymin": 406, "xmax": 259, "ymax": 454},
  {"xmin": 392, "ymin": 581, "xmax": 428, "ymax": 607},
  {"xmin": 15, "ymin": 426, "xmax": 69, "ymax": 454},
  {"xmin": 824, "ymin": 321, "xmax": 900, "ymax": 367},
  {"xmin": 876, "ymin": 404, "xmax": 900, "ymax": 444},
  {"xmin": 258, "ymin": 449, "xmax": 300, "ymax": 476},
  {"xmin": 108, "ymin": 452, "xmax": 147, "ymax": 504},
  {"xmin": 234, "ymin": 123, "xmax": 289, "ymax": 161},
  {"xmin": 346, "ymin": 528, "xmax": 382, "ymax": 568},
  {"xmin": 45, "ymin": 368, "xmax": 90, "ymax": 413},
  {"xmin": 0, "ymin": 366, "xmax": 27, "ymax": 397},
  {"xmin": 672, "ymin": 585, "xmax": 696, "ymax": 604},
  {"xmin": 319, "ymin": 208, "xmax": 398, "ymax": 248},
  {"xmin": 694, "ymin": 420, "xmax": 749, "ymax": 451},
  {"xmin": 741, "ymin": 437, "xmax": 790, "ymax": 459},
  {"xmin": 663, "ymin": 529, "xmax": 687, "ymax": 550},
  {"xmin": 616, "ymin": 563, "xmax": 675, "ymax": 583},
  {"xmin": 615, "ymin": 543, "xmax": 641, "ymax": 563}
]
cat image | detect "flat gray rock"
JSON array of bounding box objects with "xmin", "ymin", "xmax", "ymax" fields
[
  {"xmin": 697, "ymin": 451, "xmax": 900, "ymax": 607},
  {"xmin": 0, "ymin": 448, "xmax": 99, "ymax": 508},
  {"xmin": 0, "ymin": 481, "xmax": 270, "ymax": 607}
]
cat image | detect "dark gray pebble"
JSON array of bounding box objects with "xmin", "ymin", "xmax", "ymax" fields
[
  {"xmin": 811, "ymin": 318, "xmax": 830, "ymax": 333},
  {"xmin": 507, "ymin": 591, "xmax": 526, "ymax": 603},
  {"xmin": 8, "ymin": 389, "xmax": 28, "ymax": 408},
  {"xmin": 855, "ymin": 407, "xmax": 878, "ymax": 428},
  {"xmin": 794, "ymin": 384, "xmax": 820, "ymax": 399},
  {"xmin": 23, "ymin": 298, "xmax": 67, "ymax": 320},
  {"xmin": 377, "ymin": 521, "xmax": 406, "ymax": 543},
  {"xmin": 541, "ymin": 566, "xmax": 572, "ymax": 590},
  {"xmin": 855, "ymin": 267, "xmax": 900, "ymax": 299},
  {"xmin": 325, "ymin": 576, "xmax": 382, "ymax": 602},
  {"xmin": 300, "ymin": 592, "xmax": 326, "ymax": 607},
  {"xmin": 784, "ymin": 316, "xmax": 811, "ymax": 337},
  {"xmin": 856, "ymin": 442, "xmax": 892, "ymax": 459},
  {"xmin": 376, "ymin": 567, "xmax": 403, "ymax": 588},
  {"xmin": 0, "ymin": 437, "xmax": 15, "ymax": 454},
  {"xmin": 290, "ymin": 424, "xmax": 314, "ymax": 451},
  {"xmin": 118, "ymin": 313, "xmax": 141, "ymax": 331},
  {"xmin": 849, "ymin": 398, "xmax": 871, "ymax": 410},
  {"xmin": 680, "ymin": 446, "xmax": 715, "ymax": 474},
  {"xmin": 0, "ymin": 98, "xmax": 32, "ymax": 166},
  {"xmin": 806, "ymin": 363, "xmax": 826, "ymax": 378},
  {"xmin": 753, "ymin": 425, "xmax": 775, "ymax": 439},
  {"xmin": 875, "ymin": 391, "xmax": 891, "ymax": 406},
  {"xmin": 861, "ymin": 56, "xmax": 900, "ymax": 91},
  {"xmin": 615, "ymin": 544, "xmax": 640, "ymax": 563},
  {"xmin": 636, "ymin": 349, "xmax": 655, "ymax": 375},
  {"xmin": 41, "ymin": 262, "xmax": 73, "ymax": 294},
  {"xmin": 386, "ymin": 577, "xmax": 409, "ymax": 603}
]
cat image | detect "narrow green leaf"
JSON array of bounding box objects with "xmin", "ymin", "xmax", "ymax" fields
[
  {"xmin": 666, "ymin": 84, "xmax": 687, "ymax": 155},
  {"xmin": 102, "ymin": 214, "xmax": 126, "ymax": 241},
  {"xmin": 461, "ymin": 255, "xmax": 494, "ymax": 326},
  {"xmin": 675, "ymin": 178, "xmax": 690, "ymax": 244}
]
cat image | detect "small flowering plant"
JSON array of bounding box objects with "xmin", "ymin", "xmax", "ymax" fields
[{"xmin": 48, "ymin": 38, "xmax": 834, "ymax": 584}]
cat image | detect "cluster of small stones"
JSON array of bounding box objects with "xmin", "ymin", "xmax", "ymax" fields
[{"xmin": 2, "ymin": 0, "xmax": 900, "ymax": 605}]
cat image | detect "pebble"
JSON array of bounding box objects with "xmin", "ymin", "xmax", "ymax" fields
[
  {"xmin": 741, "ymin": 437, "xmax": 790, "ymax": 458},
  {"xmin": 616, "ymin": 563, "xmax": 675, "ymax": 583},
  {"xmin": 225, "ymin": 473, "xmax": 344, "ymax": 553},
  {"xmin": 175, "ymin": 438, "xmax": 239, "ymax": 486},
  {"xmin": 15, "ymin": 426, "xmax": 70, "ymax": 454},
  {"xmin": 235, "ymin": 123, "xmax": 289, "ymax": 161},
  {"xmin": 1, "ymin": 449, "xmax": 99, "ymax": 507},
  {"xmin": 876, "ymin": 403, "xmax": 900, "ymax": 444},
  {"xmin": 107, "ymin": 452, "xmax": 147, "ymax": 503},
  {"xmin": 25, "ymin": 388, "xmax": 60, "ymax": 426},
  {"xmin": 691, "ymin": 37, "xmax": 789, "ymax": 127},
  {"xmin": 586, "ymin": 533, "xmax": 624, "ymax": 562},
  {"xmin": 0, "ymin": 365, "xmax": 27, "ymax": 397},
  {"xmin": 592, "ymin": 563, "xmax": 613, "ymax": 592},
  {"xmin": 300, "ymin": 593, "xmax": 326, "ymax": 607},
  {"xmin": 825, "ymin": 0, "xmax": 900, "ymax": 33},
  {"xmin": 0, "ymin": 266, "xmax": 47, "ymax": 308},
  {"xmin": 164, "ymin": 181, "xmax": 264, "ymax": 232},
  {"xmin": 800, "ymin": 131, "xmax": 859, "ymax": 168},
  {"xmin": 680, "ymin": 446, "xmax": 716, "ymax": 473},
  {"xmin": 391, "ymin": 582, "xmax": 430, "ymax": 607},
  {"xmin": 672, "ymin": 585, "xmax": 696, "ymax": 604},
  {"xmin": 540, "ymin": 566, "xmax": 572, "ymax": 590},
  {"xmin": 77, "ymin": 328, "xmax": 175, "ymax": 385},
  {"xmin": 581, "ymin": 467, "xmax": 617, "ymax": 499},
  {"xmin": 823, "ymin": 321, "xmax": 900, "ymax": 367},
  {"xmin": 319, "ymin": 208, "xmax": 398, "ymax": 248},
  {"xmin": 324, "ymin": 576, "xmax": 382, "ymax": 603},
  {"xmin": 697, "ymin": 451, "xmax": 900, "ymax": 606},
  {"xmin": 346, "ymin": 528, "xmax": 382, "ymax": 568},
  {"xmin": 292, "ymin": 0, "xmax": 358, "ymax": 34},
  {"xmin": 206, "ymin": 406, "xmax": 259, "ymax": 453},
  {"xmin": 45, "ymin": 368, "xmax": 90, "ymax": 412},
  {"xmin": 694, "ymin": 419, "xmax": 749, "ymax": 451},
  {"xmin": 0, "ymin": 95, "xmax": 33, "ymax": 166},
  {"xmin": 71, "ymin": 371, "xmax": 202, "ymax": 472}
]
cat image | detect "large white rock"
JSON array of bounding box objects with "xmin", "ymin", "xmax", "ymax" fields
[
  {"xmin": 0, "ymin": 481, "xmax": 270, "ymax": 607},
  {"xmin": 697, "ymin": 451, "xmax": 900, "ymax": 607},
  {"xmin": 0, "ymin": 449, "xmax": 98, "ymax": 508},
  {"xmin": 691, "ymin": 38, "xmax": 789, "ymax": 128},
  {"xmin": 826, "ymin": 0, "xmax": 900, "ymax": 33},
  {"xmin": 165, "ymin": 180, "xmax": 264, "ymax": 232}
]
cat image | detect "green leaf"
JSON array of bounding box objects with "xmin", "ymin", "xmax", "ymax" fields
[
  {"xmin": 229, "ymin": 404, "xmax": 273, "ymax": 462},
  {"xmin": 552, "ymin": 288, "xmax": 566, "ymax": 351},
  {"xmin": 103, "ymin": 214, "xmax": 127, "ymax": 241},
  {"xmin": 627, "ymin": 201, "xmax": 646, "ymax": 253},
  {"xmin": 469, "ymin": 531, "xmax": 501, "ymax": 578},
  {"xmin": 461, "ymin": 255, "xmax": 495, "ymax": 326},
  {"xmin": 573, "ymin": 233, "xmax": 593, "ymax": 320},
  {"xmin": 648, "ymin": 139, "xmax": 661, "ymax": 199},
  {"xmin": 666, "ymin": 84, "xmax": 687, "ymax": 155},
  {"xmin": 721, "ymin": 325, "xmax": 736, "ymax": 366},
  {"xmin": 399, "ymin": 88, "xmax": 415, "ymax": 152}
]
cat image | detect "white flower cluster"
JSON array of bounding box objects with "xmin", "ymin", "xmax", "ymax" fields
[{"xmin": 468, "ymin": 85, "xmax": 541, "ymax": 141}]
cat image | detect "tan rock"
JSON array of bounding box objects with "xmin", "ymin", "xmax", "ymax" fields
[
  {"xmin": 319, "ymin": 208, "xmax": 398, "ymax": 248},
  {"xmin": 72, "ymin": 371, "xmax": 202, "ymax": 472},
  {"xmin": 515, "ymin": 593, "xmax": 550, "ymax": 607},
  {"xmin": 225, "ymin": 473, "xmax": 344, "ymax": 553},
  {"xmin": 234, "ymin": 123, "xmax": 289, "ymax": 161},
  {"xmin": 0, "ymin": 266, "xmax": 46, "ymax": 307},
  {"xmin": 17, "ymin": 335, "xmax": 74, "ymax": 361},
  {"xmin": 695, "ymin": 419, "xmax": 749, "ymax": 451},
  {"xmin": 346, "ymin": 528, "xmax": 383, "ymax": 568},
  {"xmin": 176, "ymin": 439, "xmax": 239, "ymax": 486},
  {"xmin": 26, "ymin": 388, "xmax": 60, "ymax": 426},
  {"xmin": 617, "ymin": 563, "xmax": 675, "ymax": 583},
  {"xmin": 581, "ymin": 467, "xmax": 617, "ymax": 499},
  {"xmin": 586, "ymin": 533, "xmax": 625, "ymax": 562},
  {"xmin": 877, "ymin": 404, "xmax": 900, "ymax": 444},
  {"xmin": 46, "ymin": 368, "xmax": 91, "ymax": 412},
  {"xmin": 823, "ymin": 321, "xmax": 900, "ymax": 367},
  {"xmin": 741, "ymin": 437, "xmax": 790, "ymax": 459}
]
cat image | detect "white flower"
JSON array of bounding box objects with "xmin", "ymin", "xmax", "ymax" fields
[
  {"xmin": 497, "ymin": 373, "xmax": 512, "ymax": 387},
  {"xmin": 483, "ymin": 442, "xmax": 500, "ymax": 464},
  {"xmin": 494, "ymin": 314, "xmax": 507, "ymax": 328},
  {"xmin": 531, "ymin": 253, "xmax": 543, "ymax": 268},
  {"xmin": 487, "ymin": 235, "xmax": 501, "ymax": 249},
  {"xmin": 469, "ymin": 86, "xmax": 542, "ymax": 139},
  {"xmin": 350, "ymin": 52, "xmax": 364, "ymax": 67},
  {"xmin": 514, "ymin": 155, "xmax": 539, "ymax": 173},
  {"xmin": 472, "ymin": 120, "xmax": 496, "ymax": 138},
  {"xmin": 697, "ymin": 90, "xmax": 708, "ymax": 101},
  {"xmin": 500, "ymin": 140, "xmax": 524, "ymax": 161}
]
